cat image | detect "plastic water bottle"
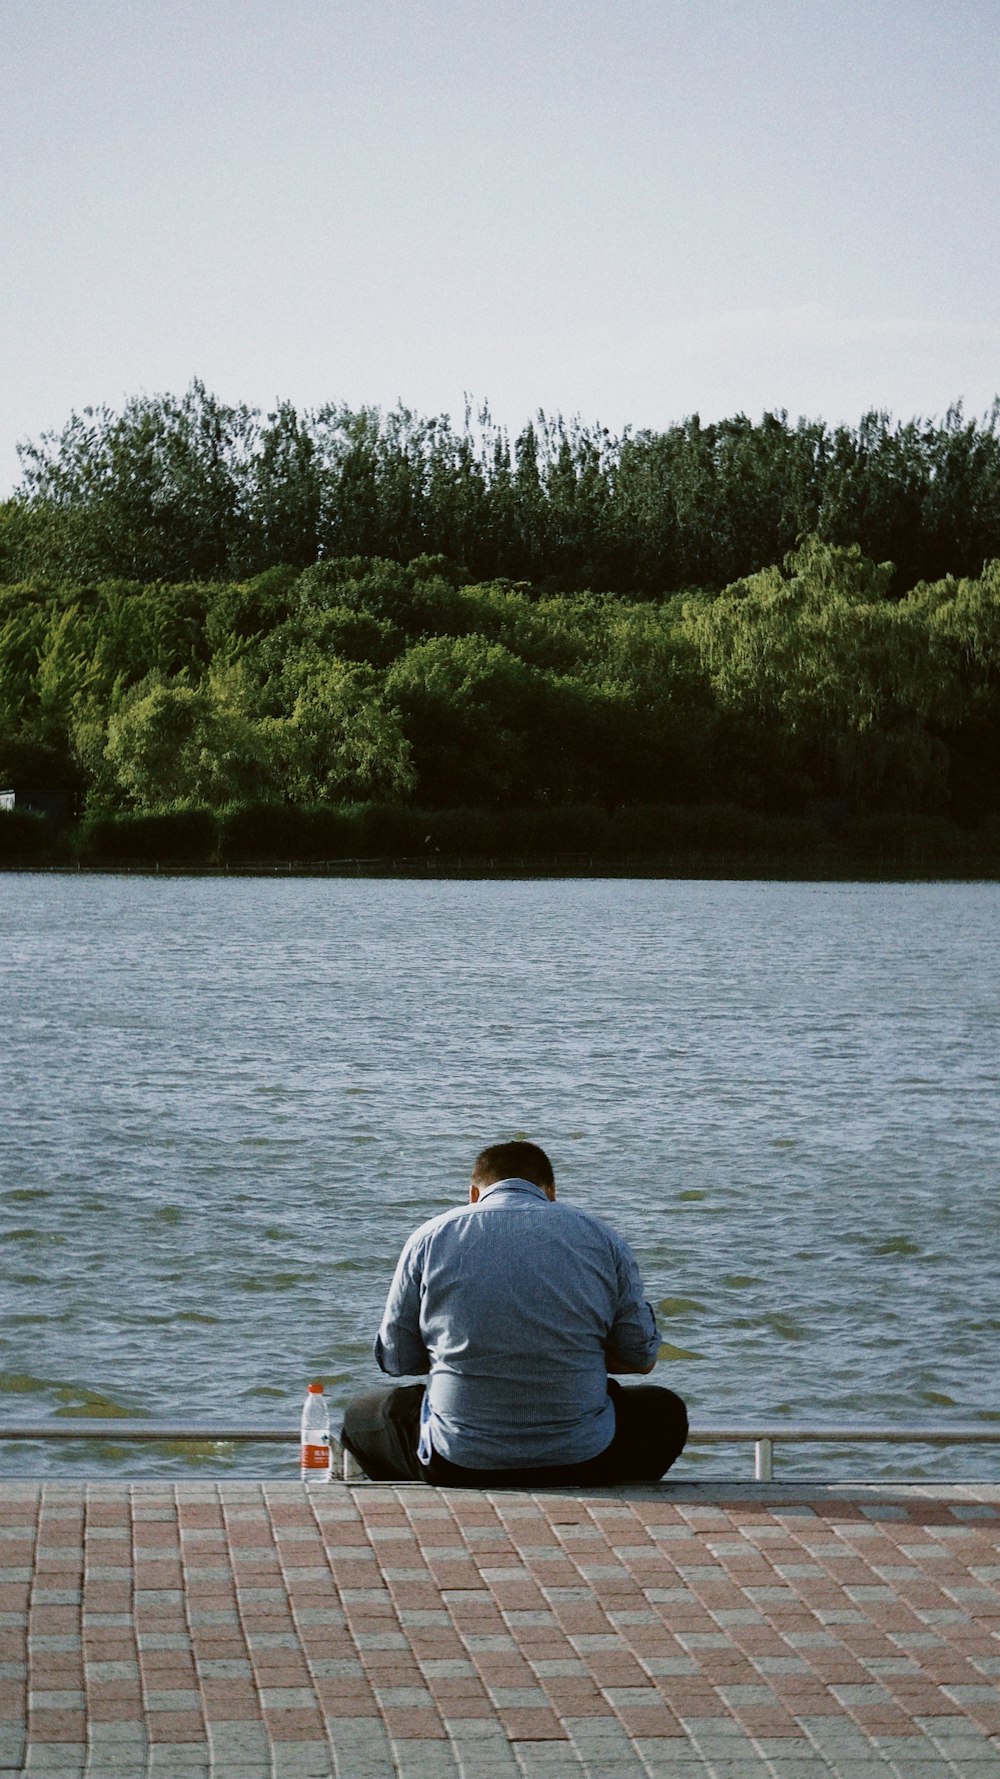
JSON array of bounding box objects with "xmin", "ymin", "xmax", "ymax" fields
[{"xmin": 300, "ymin": 1382, "xmax": 331, "ymax": 1482}]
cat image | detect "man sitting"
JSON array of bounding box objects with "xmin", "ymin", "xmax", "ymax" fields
[{"xmin": 341, "ymin": 1139, "xmax": 688, "ymax": 1486}]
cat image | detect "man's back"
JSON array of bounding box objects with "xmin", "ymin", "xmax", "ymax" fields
[{"xmin": 375, "ymin": 1177, "xmax": 659, "ymax": 1468}]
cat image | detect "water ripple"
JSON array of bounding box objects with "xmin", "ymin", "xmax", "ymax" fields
[{"xmin": 1, "ymin": 873, "xmax": 998, "ymax": 1480}]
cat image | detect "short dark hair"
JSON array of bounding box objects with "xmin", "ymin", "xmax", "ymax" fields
[{"xmin": 471, "ymin": 1140, "xmax": 555, "ymax": 1192}]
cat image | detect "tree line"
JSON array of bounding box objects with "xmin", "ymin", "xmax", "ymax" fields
[
  {"xmin": 1, "ymin": 540, "xmax": 998, "ymax": 866},
  {"xmin": 3, "ymin": 384, "xmax": 1000, "ymax": 595}
]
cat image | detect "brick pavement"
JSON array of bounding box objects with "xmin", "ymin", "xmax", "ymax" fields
[{"xmin": 1, "ymin": 1480, "xmax": 999, "ymax": 1778}]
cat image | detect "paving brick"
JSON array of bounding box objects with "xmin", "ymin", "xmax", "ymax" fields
[{"xmin": 5, "ymin": 1482, "xmax": 1000, "ymax": 1774}]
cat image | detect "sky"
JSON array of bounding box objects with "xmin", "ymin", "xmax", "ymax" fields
[{"xmin": 2, "ymin": 0, "xmax": 998, "ymax": 494}]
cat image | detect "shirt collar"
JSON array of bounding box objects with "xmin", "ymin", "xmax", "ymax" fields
[{"xmin": 476, "ymin": 1177, "xmax": 549, "ymax": 1204}]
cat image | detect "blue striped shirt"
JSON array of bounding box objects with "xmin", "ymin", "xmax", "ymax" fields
[{"xmin": 374, "ymin": 1178, "xmax": 660, "ymax": 1469}]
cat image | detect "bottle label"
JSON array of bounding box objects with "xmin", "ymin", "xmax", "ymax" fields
[{"xmin": 301, "ymin": 1442, "xmax": 330, "ymax": 1471}]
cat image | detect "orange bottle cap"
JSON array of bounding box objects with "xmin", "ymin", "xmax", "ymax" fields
[{"xmin": 308, "ymin": 1382, "xmax": 324, "ymax": 1393}]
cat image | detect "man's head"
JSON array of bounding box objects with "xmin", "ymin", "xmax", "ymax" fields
[{"xmin": 470, "ymin": 1140, "xmax": 556, "ymax": 1204}]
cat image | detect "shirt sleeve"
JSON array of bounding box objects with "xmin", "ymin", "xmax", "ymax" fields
[
  {"xmin": 604, "ymin": 1235, "xmax": 660, "ymax": 1373},
  {"xmin": 374, "ymin": 1233, "xmax": 431, "ymax": 1376}
]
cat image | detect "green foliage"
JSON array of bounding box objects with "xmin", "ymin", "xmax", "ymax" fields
[
  {"xmin": 9, "ymin": 386, "xmax": 1000, "ymax": 595},
  {"xmin": 681, "ymin": 538, "xmax": 973, "ymax": 812},
  {"xmin": 218, "ymin": 802, "xmax": 322, "ymax": 862},
  {"xmin": 0, "ymin": 534, "xmax": 998, "ymax": 842},
  {"xmin": 202, "ymin": 566, "xmax": 300, "ymax": 654},
  {"xmin": 386, "ymin": 634, "xmax": 561, "ymax": 804},
  {"xmin": 217, "ymin": 804, "xmax": 314, "ymax": 864},
  {"xmin": 274, "ymin": 659, "xmax": 415, "ymax": 804},
  {"xmin": 0, "ymin": 808, "xmax": 58, "ymax": 863},
  {"xmin": 103, "ymin": 680, "xmax": 278, "ymax": 810},
  {"xmin": 14, "ymin": 383, "xmax": 258, "ymax": 582},
  {"xmin": 838, "ymin": 811, "xmax": 969, "ymax": 864},
  {"xmin": 0, "ymin": 735, "xmax": 79, "ymax": 793},
  {"xmin": 78, "ymin": 805, "xmax": 218, "ymax": 863}
]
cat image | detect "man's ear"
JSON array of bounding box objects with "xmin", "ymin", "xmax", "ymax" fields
[
  {"xmin": 544, "ymin": 1181, "xmax": 556, "ymax": 1201},
  {"xmin": 469, "ymin": 1183, "xmax": 480, "ymax": 1204}
]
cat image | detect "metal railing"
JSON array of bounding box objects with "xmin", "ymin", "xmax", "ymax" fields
[
  {"xmin": 3, "ymin": 1421, "xmax": 999, "ymax": 1482},
  {"xmin": 685, "ymin": 1425, "xmax": 1000, "ymax": 1481}
]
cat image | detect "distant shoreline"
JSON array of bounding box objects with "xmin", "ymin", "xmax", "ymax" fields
[{"xmin": 3, "ymin": 849, "xmax": 998, "ymax": 882}]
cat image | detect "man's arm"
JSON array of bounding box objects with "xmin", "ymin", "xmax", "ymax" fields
[
  {"xmin": 374, "ymin": 1235, "xmax": 431, "ymax": 1376},
  {"xmin": 604, "ymin": 1236, "xmax": 660, "ymax": 1374}
]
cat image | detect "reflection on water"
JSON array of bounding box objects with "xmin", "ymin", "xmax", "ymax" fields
[{"xmin": 1, "ymin": 873, "xmax": 998, "ymax": 1480}]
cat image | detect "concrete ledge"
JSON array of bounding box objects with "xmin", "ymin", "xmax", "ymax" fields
[{"xmin": 2, "ymin": 1481, "xmax": 999, "ymax": 1777}]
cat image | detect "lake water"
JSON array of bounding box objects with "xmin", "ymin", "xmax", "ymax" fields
[{"xmin": 1, "ymin": 872, "xmax": 998, "ymax": 1483}]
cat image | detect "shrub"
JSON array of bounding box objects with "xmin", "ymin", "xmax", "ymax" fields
[
  {"xmin": 0, "ymin": 808, "xmax": 55, "ymax": 863},
  {"xmin": 218, "ymin": 802, "xmax": 303, "ymax": 863},
  {"xmin": 840, "ymin": 812, "xmax": 968, "ymax": 863},
  {"xmin": 78, "ymin": 806, "xmax": 218, "ymax": 863}
]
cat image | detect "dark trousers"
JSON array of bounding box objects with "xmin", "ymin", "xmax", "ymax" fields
[{"xmin": 340, "ymin": 1378, "xmax": 688, "ymax": 1487}]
